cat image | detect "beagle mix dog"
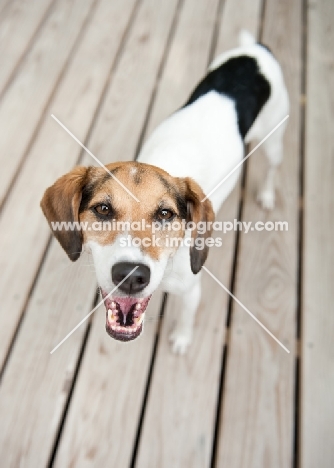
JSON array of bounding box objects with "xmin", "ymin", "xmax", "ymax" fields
[{"xmin": 41, "ymin": 32, "xmax": 288, "ymax": 354}]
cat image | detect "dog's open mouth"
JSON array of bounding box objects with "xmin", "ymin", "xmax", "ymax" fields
[{"xmin": 102, "ymin": 291, "xmax": 152, "ymax": 342}]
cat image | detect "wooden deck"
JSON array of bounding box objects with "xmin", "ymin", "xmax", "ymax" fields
[{"xmin": 0, "ymin": 0, "xmax": 333, "ymax": 466}]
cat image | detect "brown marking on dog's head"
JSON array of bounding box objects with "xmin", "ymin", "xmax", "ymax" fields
[
  {"xmin": 77, "ymin": 162, "xmax": 188, "ymax": 260},
  {"xmin": 41, "ymin": 162, "xmax": 214, "ymax": 271}
]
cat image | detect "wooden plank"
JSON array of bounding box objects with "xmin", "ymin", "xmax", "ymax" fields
[
  {"xmin": 0, "ymin": 0, "xmax": 138, "ymax": 369},
  {"xmin": 216, "ymin": 0, "xmax": 301, "ymax": 466},
  {"xmin": 135, "ymin": 1, "xmax": 262, "ymax": 467},
  {"xmin": 0, "ymin": 0, "xmax": 97, "ymax": 207},
  {"xmin": 0, "ymin": 0, "xmax": 11, "ymax": 18},
  {"xmin": 79, "ymin": 0, "xmax": 179, "ymax": 164},
  {"xmin": 214, "ymin": 0, "xmax": 262, "ymax": 51},
  {"xmin": 0, "ymin": 245, "xmax": 98, "ymax": 467},
  {"xmin": 0, "ymin": 0, "xmax": 180, "ymax": 465},
  {"xmin": 0, "ymin": 0, "xmax": 55, "ymax": 96},
  {"xmin": 300, "ymin": 0, "xmax": 334, "ymax": 466}
]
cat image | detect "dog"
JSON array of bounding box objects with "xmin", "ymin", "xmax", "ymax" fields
[{"xmin": 41, "ymin": 31, "xmax": 289, "ymax": 354}]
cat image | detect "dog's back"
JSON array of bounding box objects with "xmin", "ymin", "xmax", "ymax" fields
[{"xmin": 138, "ymin": 31, "xmax": 289, "ymax": 213}]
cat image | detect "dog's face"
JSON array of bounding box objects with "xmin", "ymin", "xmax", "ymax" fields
[{"xmin": 41, "ymin": 162, "xmax": 214, "ymax": 342}]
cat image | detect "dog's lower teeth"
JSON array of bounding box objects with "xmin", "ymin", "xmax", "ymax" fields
[
  {"xmin": 135, "ymin": 314, "xmax": 144, "ymax": 326},
  {"xmin": 136, "ymin": 303, "xmax": 141, "ymax": 310},
  {"xmin": 108, "ymin": 309, "xmax": 145, "ymax": 334},
  {"xmin": 111, "ymin": 301, "xmax": 116, "ymax": 309}
]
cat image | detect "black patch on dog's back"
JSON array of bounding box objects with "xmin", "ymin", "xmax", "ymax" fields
[{"xmin": 183, "ymin": 55, "xmax": 271, "ymax": 138}]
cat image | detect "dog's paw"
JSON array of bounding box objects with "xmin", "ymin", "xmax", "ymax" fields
[
  {"xmin": 169, "ymin": 328, "xmax": 192, "ymax": 355},
  {"xmin": 257, "ymin": 188, "xmax": 275, "ymax": 210}
]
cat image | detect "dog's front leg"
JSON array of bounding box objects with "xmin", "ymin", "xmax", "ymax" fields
[{"xmin": 169, "ymin": 272, "xmax": 202, "ymax": 355}]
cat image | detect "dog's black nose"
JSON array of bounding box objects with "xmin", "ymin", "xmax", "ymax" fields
[{"xmin": 112, "ymin": 262, "xmax": 151, "ymax": 294}]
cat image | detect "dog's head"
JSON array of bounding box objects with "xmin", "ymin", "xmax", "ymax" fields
[{"xmin": 41, "ymin": 162, "xmax": 214, "ymax": 342}]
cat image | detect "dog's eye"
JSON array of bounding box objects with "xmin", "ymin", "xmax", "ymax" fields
[
  {"xmin": 94, "ymin": 204, "xmax": 112, "ymax": 217},
  {"xmin": 156, "ymin": 208, "xmax": 175, "ymax": 221}
]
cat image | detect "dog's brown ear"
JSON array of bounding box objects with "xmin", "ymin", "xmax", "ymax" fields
[
  {"xmin": 182, "ymin": 177, "xmax": 215, "ymax": 274},
  {"xmin": 40, "ymin": 166, "xmax": 89, "ymax": 261}
]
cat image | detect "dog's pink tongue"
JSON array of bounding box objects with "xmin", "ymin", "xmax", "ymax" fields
[{"xmin": 114, "ymin": 297, "xmax": 137, "ymax": 315}]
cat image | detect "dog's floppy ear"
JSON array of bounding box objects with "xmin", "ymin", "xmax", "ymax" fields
[
  {"xmin": 182, "ymin": 177, "xmax": 215, "ymax": 274},
  {"xmin": 40, "ymin": 166, "xmax": 89, "ymax": 261}
]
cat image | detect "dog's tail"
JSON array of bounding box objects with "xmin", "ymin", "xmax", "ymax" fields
[{"xmin": 238, "ymin": 29, "xmax": 256, "ymax": 47}]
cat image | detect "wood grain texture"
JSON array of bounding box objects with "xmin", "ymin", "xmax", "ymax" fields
[
  {"xmin": 0, "ymin": 0, "xmax": 55, "ymax": 96},
  {"xmin": 300, "ymin": 0, "xmax": 334, "ymax": 466},
  {"xmin": 144, "ymin": 0, "xmax": 219, "ymax": 135},
  {"xmin": 0, "ymin": 0, "xmax": 97, "ymax": 207},
  {"xmin": 214, "ymin": 0, "xmax": 262, "ymax": 51},
  {"xmin": 135, "ymin": 0, "xmax": 261, "ymax": 466},
  {"xmin": 216, "ymin": 0, "xmax": 301, "ymax": 466},
  {"xmin": 81, "ymin": 0, "xmax": 180, "ymax": 165},
  {"xmin": 0, "ymin": 0, "xmax": 138, "ymax": 369},
  {"xmin": 0, "ymin": 246, "xmax": 97, "ymax": 467},
  {"xmin": 0, "ymin": 0, "xmax": 10, "ymax": 17}
]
